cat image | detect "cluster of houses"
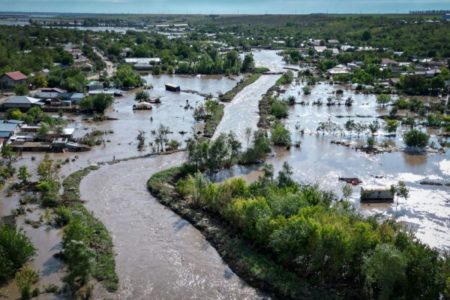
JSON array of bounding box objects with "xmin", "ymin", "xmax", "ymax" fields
[
  {"xmin": 297, "ymin": 38, "xmax": 449, "ymax": 91},
  {"xmin": 0, "ymin": 118, "xmax": 87, "ymax": 152},
  {"xmin": 64, "ymin": 43, "xmax": 93, "ymax": 71},
  {"xmin": 1, "ymin": 87, "xmax": 85, "ymax": 112}
]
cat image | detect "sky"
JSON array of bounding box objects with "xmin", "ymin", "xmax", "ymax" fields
[{"xmin": 1, "ymin": 0, "xmax": 450, "ymax": 14}]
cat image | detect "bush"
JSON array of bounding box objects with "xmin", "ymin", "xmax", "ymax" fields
[
  {"xmin": 135, "ymin": 90, "xmax": 149, "ymax": 102},
  {"xmin": 270, "ymin": 99, "xmax": 289, "ymax": 119},
  {"xmin": 302, "ymin": 86, "xmax": 311, "ymax": 95},
  {"xmin": 14, "ymin": 84, "xmax": 29, "ymax": 96},
  {"xmin": 376, "ymin": 94, "xmax": 391, "ymax": 106},
  {"xmin": 0, "ymin": 226, "xmax": 35, "ymax": 283},
  {"xmin": 277, "ymin": 71, "xmax": 294, "ymax": 85},
  {"xmin": 15, "ymin": 266, "xmax": 39, "ymax": 300},
  {"xmin": 403, "ymin": 129, "xmax": 429, "ymax": 148},
  {"xmin": 271, "ymin": 122, "xmax": 291, "ymax": 146},
  {"xmin": 385, "ymin": 119, "xmax": 399, "ymax": 133},
  {"xmin": 241, "ymin": 130, "xmax": 271, "ymax": 164}
]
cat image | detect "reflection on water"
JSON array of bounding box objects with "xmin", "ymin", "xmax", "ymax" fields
[{"xmin": 402, "ymin": 152, "xmax": 428, "ymax": 167}]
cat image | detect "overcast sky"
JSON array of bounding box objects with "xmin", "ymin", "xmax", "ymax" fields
[{"xmin": 1, "ymin": 0, "xmax": 450, "ymax": 14}]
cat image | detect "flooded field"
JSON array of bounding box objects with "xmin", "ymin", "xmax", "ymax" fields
[
  {"xmin": 80, "ymin": 153, "xmax": 265, "ymax": 299},
  {"xmin": 245, "ymin": 81, "xmax": 450, "ymax": 250}
]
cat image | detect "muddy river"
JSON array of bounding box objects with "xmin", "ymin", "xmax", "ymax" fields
[{"xmin": 80, "ymin": 153, "xmax": 265, "ymax": 299}]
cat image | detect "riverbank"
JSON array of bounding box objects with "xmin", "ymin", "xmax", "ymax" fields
[
  {"xmin": 60, "ymin": 166, "xmax": 118, "ymax": 294},
  {"xmin": 147, "ymin": 166, "xmax": 336, "ymax": 300}
]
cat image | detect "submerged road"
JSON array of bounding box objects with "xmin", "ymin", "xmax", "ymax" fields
[{"xmin": 80, "ymin": 153, "xmax": 265, "ymax": 299}]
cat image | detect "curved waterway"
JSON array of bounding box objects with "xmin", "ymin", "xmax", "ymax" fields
[{"xmin": 80, "ymin": 152, "xmax": 266, "ymax": 299}]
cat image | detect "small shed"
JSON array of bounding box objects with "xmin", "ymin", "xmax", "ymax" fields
[
  {"xmin": 165, "ymin": 83, "xmax": 181, "ymax": 92},
  {"xmin": 360, "ymin": 187, "xmax": 394, "ymax": 203}
]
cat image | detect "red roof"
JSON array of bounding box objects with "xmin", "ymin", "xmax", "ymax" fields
[{"xmin": 4, "ymin": 71, "xmax": 27, "ymax": 81}]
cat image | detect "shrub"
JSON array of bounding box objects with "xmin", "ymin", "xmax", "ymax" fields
[
  {"xmin": 385, "ymin": 119, "xmax": 399, "ymax": 133},
  {"xmin": 403, "ymin": 129, "xmax": 429, "ymax": 148},
  {"xmin": 376, "ymin": 94, "xmax": 391, "ymax": 106},
  {"xmin": 15, "ymin": 266, "xmax": 39, "ymax": 300},
  {"xmin": 271, "ymin": 122, "xmax": 291, "ymax": 146},
  {"xmin": 270, "ymin": 99, "xmax": 289, "ymax": 119},
  {"xmin": 135, "ymin": 90, "xmax": 149, "ymax": 102},
  {"xmin": 0, "ymin": 226, "xmax": 35, "ymax": 283},
  {"xmin": 277, "ymin": 71, "xmax": 294, "ymax": 85}
]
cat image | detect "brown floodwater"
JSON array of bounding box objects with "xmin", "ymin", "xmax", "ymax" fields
[
  {"xmin": 1, "ymin": 74, "xmax": 243, "ymax": 298},
  {"xmin": 80, "ymin": 153, "xmax": 266, "ymax": 299}
]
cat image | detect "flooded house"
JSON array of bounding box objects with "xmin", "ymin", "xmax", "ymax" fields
[
  {"xmin": 165, "ymin": 83, "xmax": 181, "ymax": 92},
  {"xmin": 360, "ymin": 186, "xmax": 394, "ymax": 203}
]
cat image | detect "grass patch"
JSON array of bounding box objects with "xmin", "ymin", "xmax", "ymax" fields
[
  {"xmin": 61, "ymin": 166, "xmax": 118, "ymax": 292},
  {"xmin": 147, "ymin": 166, "xmax": 335, "ymax": 299},
  {"xmin": 219, "ymin": 73, "xmax": 262, "ymax": 102},
  {"xmin": 203, "ymin": 102, "xmax": 224, "ymax": 138}
]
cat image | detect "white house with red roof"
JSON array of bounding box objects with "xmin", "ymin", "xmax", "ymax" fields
[{"xmin": 0, "ymin": 71, "xmax": 28, "ymax": 89}]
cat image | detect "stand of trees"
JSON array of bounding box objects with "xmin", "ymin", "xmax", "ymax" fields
[{"xmin": 173, "ymin": 165, "xmax": 450, "ymax": 299}]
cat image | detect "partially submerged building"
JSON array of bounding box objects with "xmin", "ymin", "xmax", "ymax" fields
[{"xmin": 360, "ymin": 186, "xmax": 394, "ymax": 203}]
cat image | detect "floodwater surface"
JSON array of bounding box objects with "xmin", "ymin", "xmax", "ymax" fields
[
  {"xmin": 80, "ymin": 153, "xmax": 265, "ymax": 299},
  {"xmin": 243, "ymin": 81, "xmax": 450, "ymax": 250}
]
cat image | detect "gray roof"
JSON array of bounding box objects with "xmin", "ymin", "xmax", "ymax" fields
[
  {"xmin": 0, "ymin": 122, "xmax": 18, "ymax": 132},
  {"xmin": 4, "ymin": 96, "xmax": 42, "ymax": 105}
]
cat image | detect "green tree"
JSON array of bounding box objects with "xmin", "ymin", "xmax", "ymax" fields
[
  {"xmin": 0, "ymin": 226, "xmax": 35, "ymax": 283},
  {"xmin": 376, "ymin": 94, "xmax": 391, "ymax": 107},
  {"xmin": 18, "ymin": 166, "xmax": 31, "ymax": 185},
  {"xmin": 32, "ymin": 74, "xmax": 47, "ymax": 88},
  {"xmin": 363, "ymin": 244, "xmax": 407, "ymax": 299},
  {"xmin": 14, "ymin": 84, "xmax": 29, "ymax": 96},
  {"xmin": 270, "ymin": 99, "xmax": 289, "ymax": 119},
  {"xmin": 1, "ymin": 144, "xmax": 13, "ymax": 162},
  {"xmin": 385, "ymin": 119, "xmax": 398, "ymax": 133},
  {"xmin": 80, "ymin": 94, "xmax": 113, "ymax": 114},
  {"xmin": 241, "ymin": 53, "xmax": 255, "ymax": 73},
  {"xmin": 403, "ymin": 129, "xmax": 429, "ymax": 149},
  {"xmin": 271, "ymin": 122, "xmax": 291, "ymax": 146}
]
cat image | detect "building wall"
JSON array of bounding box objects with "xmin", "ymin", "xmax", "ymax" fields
[{"xmin": 0, "ymin": 76, "xmax": 26, "ymax": 89}]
